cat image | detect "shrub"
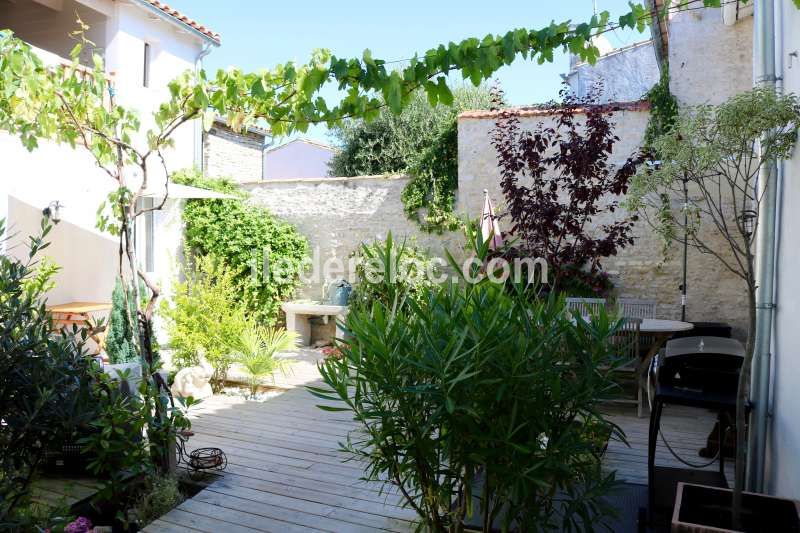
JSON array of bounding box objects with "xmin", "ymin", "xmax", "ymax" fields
[
  {"xmin": 133, "ymin": 475, "xmax": 184, "ymax": 527},
  {"xmin": 490, "ymin": 86, "xmax": 642, "ymax": 292},
  {"xmin": 80, "ymin": 372, "xmax": 151, "ymax": 508},
  {"xmin": 329, "ymin": 85, "xmax": 496, "ymax": 232},
  {"xmin": 160, "ymin": 255, "xmax": 249, "ymax": 390},
  {"xmin": 0, "ymin": 218, "xmax": 98, "ymax": 526},
  {"xmin": 313, "ymin": 259, "xmax": 626, "ymax": 531},
  {"xmin": 173, "ymin": 169, "xmax": 309, "ymax": 325},
  {"xmin": 234, "ymin": 326, "xmax": 297, "ymax": 398},
  {"xmin": 349, "ymin": 233, "xmax": 441, "ymax": 312},
  {"xmin": 105, "ymin": 277, "xmax": 139, "ymax": 364}
]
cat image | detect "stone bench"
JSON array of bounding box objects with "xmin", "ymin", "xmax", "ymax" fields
[{"xmin": 281, "ymin": 301, "xmax": 348, "ymax": 346}]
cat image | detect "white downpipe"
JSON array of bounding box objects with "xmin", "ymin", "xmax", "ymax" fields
[
  {"xmin": 748, "ymin": 0, "xmax": 779, "ymax": 493},
  {"xmin": 193, "ymin": 43, "xmax": 213, "ymax": 172}
]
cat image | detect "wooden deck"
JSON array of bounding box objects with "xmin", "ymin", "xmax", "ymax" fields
[
  {"xmin": 29, "ymin": 477, "xmax": 104, "ymax": 512},
  {"xmin": 146, "ymin": 349, "xmax": 731, "ymax": 532}
]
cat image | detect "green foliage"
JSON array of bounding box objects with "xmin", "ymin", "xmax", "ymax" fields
[
  {"xmin": 106, "ymin": 277, "xmax": 140, "ymax": 364},
  {"xmin": 133, "ymin": 475, "xmax": 184, "ymax": 527},
  {"xmin": 160, "ymin": 255, "xmax": 249, "ymax": 389},
  {"xmin": 173, "ymin": 169, "xmax": 309, "ymax": 325},
  {"xmin": 330, "ymin": 86, "xmax": 495, "ymax": 232},
  {"xmin": 234, "ymin": 326, "xmax": 298, "ymax": 398},
  {"xmin": 627, "ymin": 87, "xmax": 800, "ymax": 260},
  {"xmin": 80, "ymin": 372, "xmax": 151, "ymax": 507},
  {"xmin": 19, "ymin": 256, "xmax": 60, "ymax": 299},
  {"xmin": 643, "ymin": 62, "xmax": 678, "ymax": 152},
  {"xmin": 312, "ymin": 267, "xmax": 626, "ymax": 531},
  {"xmin": 626, "ymin": 87, "xmax": 800, "ymax": 518},
  {"xmin": 349, "ymin": 233, "xmax": 441, "ymax": 312},
  {"xmin": 0, "ymin": 218, "xmax": 98, "ymax": 526}
]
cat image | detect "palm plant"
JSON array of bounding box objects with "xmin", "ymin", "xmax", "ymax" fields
[{"xmin": 235, "ymin": 326, "xmax": 297, "ymax": 399}]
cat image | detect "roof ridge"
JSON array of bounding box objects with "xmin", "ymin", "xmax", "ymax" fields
[
  {"xmin": 137, "ymin": 0, "xmax": 221, "ymax": 44},
  {"xmin": 458, "ymin": 100, "xmax": 651, "ymax": 120}
]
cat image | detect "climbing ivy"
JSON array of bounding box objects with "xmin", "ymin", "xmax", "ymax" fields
[
  {"xmin": 643, "ymin": 61, "xmax": 679, "ymax": 152},
  {"xmin": 402, "ymin": 121, "xmax": 461, "ymax": 233},
  {"xmin": 172, "ymin": 169, "xmax": 309, "ymax": 325},
  {"xmin": 330, "ymin": 86, "xmax": 494, "ymax": 233}
]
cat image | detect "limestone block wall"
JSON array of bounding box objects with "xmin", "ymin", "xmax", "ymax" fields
[
  {"xmin": 243, "ymin": 104, "xmax": 748, "ymax": 336},
  {"xmin": 204, "ymin": 122, "xmax": 265, "ymax": 183},
  {"xmin": 565, "ymin": 40, "xmax": 660, "ymax": 103},
  {"xmin": 457, "ymin": 105, "xmax": 749, "ymax": 336},
  {"xmin": 243, "ymin": 175, "xmax": 461, "ymax": 301},
  {"xmin": 668, "ymin": 7, "xmax": 753, "ymax": 106}
]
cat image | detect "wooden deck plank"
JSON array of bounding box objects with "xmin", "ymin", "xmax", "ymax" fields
[
  {"xmin": 143, "ymin": 519, "xmax": 204, "ymax": 533},
  {"xmin": 157, "ymin": 352, "xmax": 733, "ymax": 532},
  {"xmin": 192, "ymin": 490, "xmax": 396, "ymax": 533},
  {"xmin": 176, "ymin": 498, "xmax": 330, "ymax": 533}
]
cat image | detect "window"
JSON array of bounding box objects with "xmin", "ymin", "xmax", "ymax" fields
[
  {"xmin": 143, "ymin": 42, "xmax": 151, "ymax": 88},
  {"xmin": 134, "ymin": 197, "xmax": 155, "ymax": 273}
]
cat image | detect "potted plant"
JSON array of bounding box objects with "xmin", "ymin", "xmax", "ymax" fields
[
  {"xmin": 104, "ymin": 277, "xmax": 144, "ymax": 391},
  {"xmin": 627, "ymin": 87, "xmax": 800, "ymax": 530}
]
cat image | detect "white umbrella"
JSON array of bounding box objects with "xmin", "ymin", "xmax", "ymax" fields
[{"xmin": 480, "ymin": 189, "xmax": 504, "ymax": 250}]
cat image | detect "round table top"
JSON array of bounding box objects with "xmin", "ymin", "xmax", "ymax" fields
[{"xmin": 638, "ymin": 318, "xmax": 694, "ymax": 334}]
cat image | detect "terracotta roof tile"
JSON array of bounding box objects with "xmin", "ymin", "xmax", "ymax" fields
[
  {"xmin": 141, "ymin": 0, "xmax": 221, "ymax": 44},
  {"xmin": 458, "ymin": 100, "xmax": 650, "ymax": 120}
]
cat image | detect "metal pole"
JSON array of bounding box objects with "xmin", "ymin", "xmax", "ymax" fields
[
  {"xmin": 748, "ymin": 0, "xmax": 778, "ymax": 493},
  {"xmin": 681, "ymin": 176, "xmax": 688, "ymax": 322}
]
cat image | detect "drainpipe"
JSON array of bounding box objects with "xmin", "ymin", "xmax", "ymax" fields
[
  {"xmin": 194, "ymin": 42, "xmax": 213, "ymax": 173},
  {"xmin": 747, "ymin": 0, "xmax": 779, "ymax": 493}
]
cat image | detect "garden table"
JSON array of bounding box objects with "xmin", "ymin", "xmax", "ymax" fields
[
  {"xmin": 47, "ymin": 301, "xmax": 111, "ymax": 352},
  {"xmin": 635, "ymin": 319, "xmax": 694, "ymax": 417}
]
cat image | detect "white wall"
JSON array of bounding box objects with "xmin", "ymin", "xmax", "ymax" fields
[
  {"xmin": 565, "ymin": 40, "xmax": 659, "ymax": 103},
  {"xmin": 263, "ymin": 140, "xmax": 335, "ymax": 180},
  {"xmin": 668, "ymin": 6, "xmax": 753, "ymax": 106},
  {"xmin": 767, "ymin": 0, "xmax": 800, "ymax": 502},
  {"xmin": 0, "ymin": 0, "xmax": 207, "ymax": 317},
  {"xmin": 105, "ymin": 1, "xmax": 203, "ymax": 175}
]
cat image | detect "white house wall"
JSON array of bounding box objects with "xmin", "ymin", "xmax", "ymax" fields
[
  {"xmin": 0, "ymin": 0, "xmax": 205, "ymax": 312},
  {"xmin": 767, "ymin": 0, "xmax": 800, "ymax": 502},
  {"xmin": 264, "ymin": 141, "xmax": 334, "ymax": 180},
  {"xmin": 668, "ymin": 6, "xmax": 753, "ymax": 106}
]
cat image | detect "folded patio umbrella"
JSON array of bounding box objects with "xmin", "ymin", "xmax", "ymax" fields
[{"xmin": 480, "ymin": 189, "xmax": 504, "ymax": 251}]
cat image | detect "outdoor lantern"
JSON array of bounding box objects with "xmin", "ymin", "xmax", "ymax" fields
[
  {"xmin": 739, "ymin": 209, "xmax": 757, "ymax": 238},
  {"xmin": 42, "ymin": 200, "xmax": 63, "ymax": 224},
  {"xmin": 645, "ymin": 159, "xmax": 663, "ymax": 172}
]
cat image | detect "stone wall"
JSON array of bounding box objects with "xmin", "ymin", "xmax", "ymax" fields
[
  {"xmin": 244, "ymin": 102, "xmax": 747, "ymax": 335},
  {"xmin": 565, "ymin": 40, "xmax": 660, "ymax": 103},
  {"xmin": 668, "ymin": 7, "xmax": 753, "ymax": 106},
  {"xmin": 204, "ymin": 121, "xmax": 265, "ymax": 183},
  {"xmin": 457, "ymin": 104, "xmax": 748, "ymax": 336},
  {"xmin": 243, "ymin": 175, "xmax": 461, "ymax": 300}
]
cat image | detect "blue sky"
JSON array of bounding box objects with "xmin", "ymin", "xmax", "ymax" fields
[{"xmin": 168, "ymin": 0, "xmax": 646, "ymax": 143}]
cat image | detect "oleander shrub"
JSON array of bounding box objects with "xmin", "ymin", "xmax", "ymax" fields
[
  {"xmin": 313, "ymin": 248, "xmax": 627, "ymax": 531},
  {"xmin": 0, "ymin": 219, "xmax": 98, "ymax": 527},
  {"xmin": 348, "ymin": 233, "xmax": 441, "ymax": 312}
]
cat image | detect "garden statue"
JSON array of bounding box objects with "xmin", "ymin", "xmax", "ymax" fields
[{"xmin": 171, "ymin": 361, "xmax": 213, "ymax": 400}]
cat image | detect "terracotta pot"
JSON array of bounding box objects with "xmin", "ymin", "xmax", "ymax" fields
[{"xmin": 672, "ymin": 482, "xmax": 800, "ymax": 532}]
